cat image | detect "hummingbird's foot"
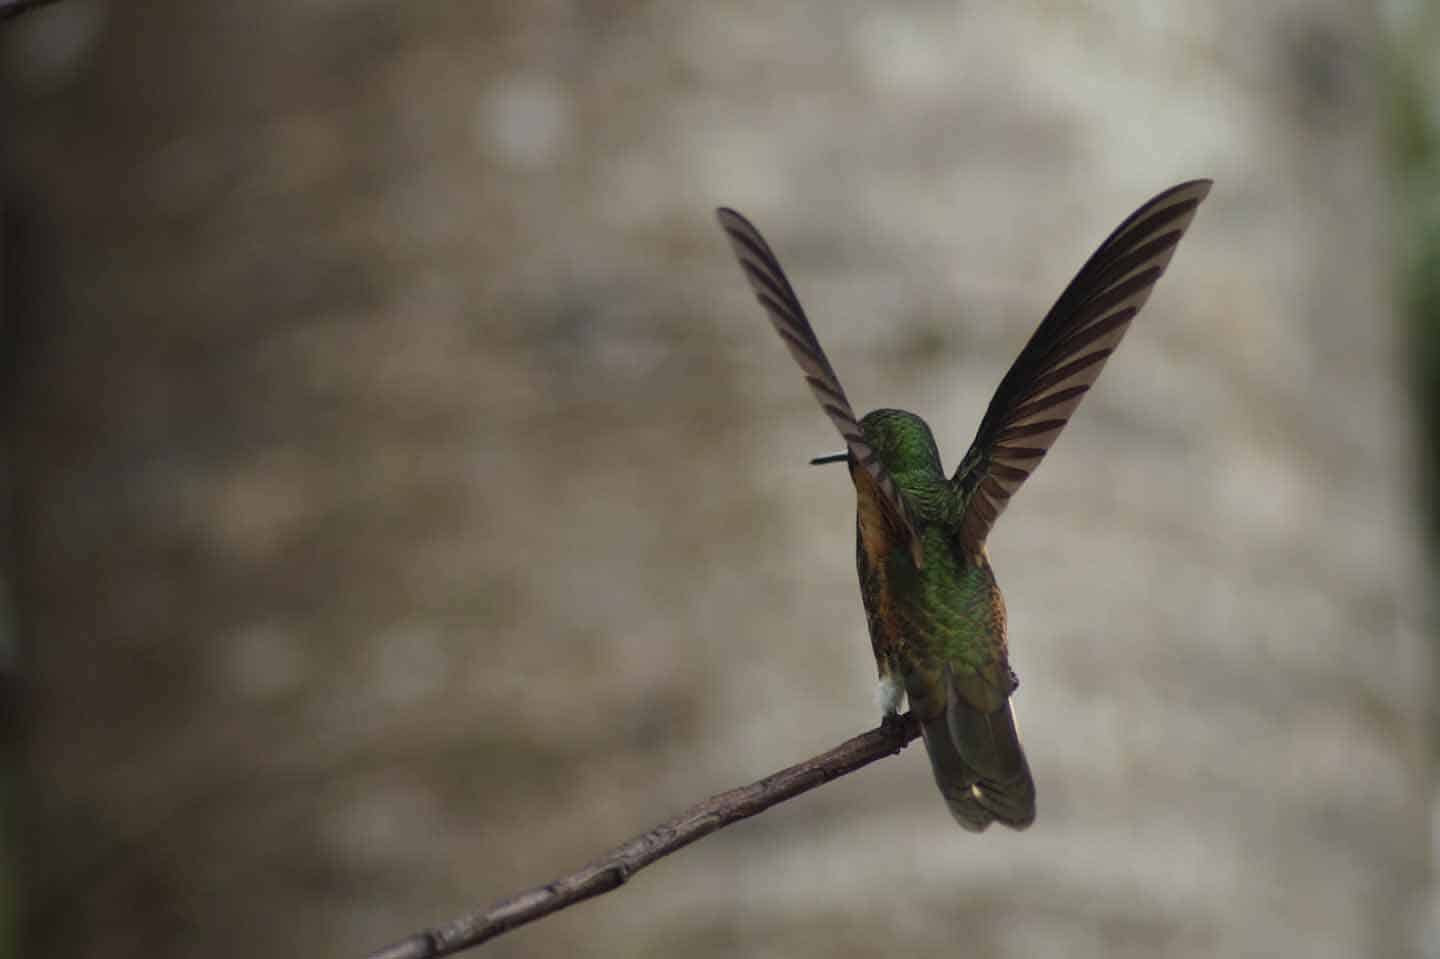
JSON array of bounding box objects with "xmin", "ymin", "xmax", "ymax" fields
[{"xmin": 880, "ymin": 711, "xmax": 905, "ymax": 733}]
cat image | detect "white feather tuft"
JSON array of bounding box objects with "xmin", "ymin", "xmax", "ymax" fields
[{"xmin": 875, "ymin": 675, "xmax": 905, "ymax": 716}]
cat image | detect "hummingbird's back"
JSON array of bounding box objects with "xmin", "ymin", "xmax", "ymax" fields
[
  {"xmin": 854, "ymin": 492, "xmax": 1036, "ymax": 831},
  {"xmin": 913, "ymin": 551, "xmax": 1035, "ymax": 831}
]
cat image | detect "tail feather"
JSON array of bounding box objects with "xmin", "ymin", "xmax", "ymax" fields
[
  {"xmin": 950, "ymin": 696, "xmax": 1036, "ymax": 828},
  {"xmin": 920, "ymin": 690, "xmax": 1036, "ymax": 831},
  {"xmin": 920, "ymin": 714, "xmax": 995, "ymax": 831}
]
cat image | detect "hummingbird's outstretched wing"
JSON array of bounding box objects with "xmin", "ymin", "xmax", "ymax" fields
[
  {"xmin": 953, "ymin": 179, "xmax": 1212, "ymax": 551},
  {"xmin": 717, "ymin": 207, "xmax": 924, "ymax": 563}
]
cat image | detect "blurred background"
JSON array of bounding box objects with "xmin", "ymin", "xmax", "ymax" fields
[{"xmin": 1, "ymin": 1, "xmax": 1434, "ymax": 957}]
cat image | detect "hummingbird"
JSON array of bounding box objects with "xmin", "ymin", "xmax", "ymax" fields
[{"xmin": 717, "ymin": 180, "xmax": 1210, "ymax": 830}]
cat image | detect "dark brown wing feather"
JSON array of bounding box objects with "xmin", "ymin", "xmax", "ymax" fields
[
  {"xmin": 717, "ymin": 207, "xmax": 923, "ymax": 563},
  {"xmin": 953, "ymin": 180, "xmax": 1212, "ymax": 550}
]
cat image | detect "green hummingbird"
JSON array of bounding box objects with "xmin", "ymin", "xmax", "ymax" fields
[{"xmin": 717, "ymin": 180, "xmax": 1210, "ymax": 830}]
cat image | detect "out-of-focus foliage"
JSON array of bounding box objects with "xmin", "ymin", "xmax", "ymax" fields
[
  {"xmin": 1388, "ymin": 2, "xmax": 1440, "ymax": 546},
  {"xmin": 0, "ymin": 769, "xmax": 12, "ymax": 959}
]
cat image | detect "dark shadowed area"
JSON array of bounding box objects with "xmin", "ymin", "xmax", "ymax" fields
[{"xmin": 0, "ymin": 2, "xmax": 1431, "ymax": 958}]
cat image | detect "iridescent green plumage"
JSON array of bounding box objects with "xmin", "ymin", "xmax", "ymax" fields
[
  {"xmin": 718, "ymin": 180, "xmax": 1211, "ymax": 830},
  {"xmin": 851, "ymin": 409, "xmax": 1030, "ymax": 829}
]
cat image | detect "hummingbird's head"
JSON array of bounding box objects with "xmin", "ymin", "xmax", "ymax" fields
[
  {"xmin": 811, "ymin": 409, "xmax": 944, "ymax": 480},
  {"xmin": 856, "ymin": 409, "xmax": 944, "ymax": 480},
  {"xmin": 812, "ymin": 409, "xmax": 952, "ymax": 530}
]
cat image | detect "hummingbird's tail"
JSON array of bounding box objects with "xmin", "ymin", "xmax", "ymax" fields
[{"xmin": 920, "ymin": 693, "xmax": 1035, "ymax": 831}]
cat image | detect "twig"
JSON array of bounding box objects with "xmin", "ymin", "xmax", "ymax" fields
[
  {"xmin": 366, "ymin": 712, "xmax": 922, "ymax": 959},
  {"xmin": 1, "ymin": 0, "xmax": 64, "ymax": 22}
]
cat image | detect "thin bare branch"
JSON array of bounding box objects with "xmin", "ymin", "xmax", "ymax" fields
[{"xmin": 366, "ymin": 712, "xmax": 922, "ymax": 959}]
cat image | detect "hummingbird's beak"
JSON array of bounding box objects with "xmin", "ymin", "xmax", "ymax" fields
[{"xmin": 809, "ymin": 451, "xmax": 849, "ymax": 466}]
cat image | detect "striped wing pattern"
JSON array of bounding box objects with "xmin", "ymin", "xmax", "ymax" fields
[
  {"xmin": 954, "ymin": 180, "xmax": 1212, "ymax": 550},
  {"xmin": 716, "ymin": 208, "xmax": 924, "ymax": 563}
]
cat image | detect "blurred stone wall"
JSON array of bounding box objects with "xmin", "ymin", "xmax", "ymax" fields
[{"xmin": 1, "ymin": 2, "xmax": 1427, "ymax": 957}]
